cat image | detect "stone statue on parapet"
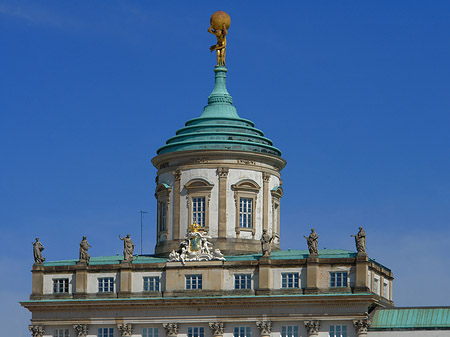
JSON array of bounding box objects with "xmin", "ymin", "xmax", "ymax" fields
[
  {"xmin": 351, "ymin": 226, "xmax": 366, "ymax": 254},
  {"xmin": 32, "ymin": 237, "xmax": 45, "ymax": 264},
  {"xmin": 79, "ymin": 236, "xmax": 91, "ymax": 264},
  {"xmin": 304, "ymin": 228, "xmax": 319, "ymax": 255},
  {"xmin": 168, "ymin": 221, "xmax": 225, "ymax": 265},
  {"xmin": 260, "ymin": 229, "xmax": 275, "ymax": 257},
  {"xmin": 119, "ymin": 234, "xmax": 135, "ymax": 262},
  {"xmin": 208, "ymin": 11, "xmax": 230, "ymax": 67}
]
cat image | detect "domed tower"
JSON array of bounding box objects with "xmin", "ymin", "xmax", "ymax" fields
[{"xmin": 152, "ymin": 65, "xmax": 286, "ymax": 256}]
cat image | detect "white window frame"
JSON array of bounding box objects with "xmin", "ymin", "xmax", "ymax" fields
[
  {"xmin": 53, "ymin": 278, "xmax": 69, "ymax": 294},
  {"xmin": 232, "ymin": 179, "xmax": 260, "ymax": 236},
  {"xmin": 186, "ymin": 274, "xmax": 202, "ymax": 290},
  {"xmin": 143, "ymin": 327, "xmax": 159, "ymax": 337},
  {"xmin": 281, "ymin": 326, "xmax": 298, "ymax": 337},
  {"xmin": 234, "ymin": 327, "xmax": 251, "ymax": 337},
  {"xmin": 53, "ymin": 329, "xmax": 69, "ymax": 337},
  {"xmin": 330, "ymin": 272, "xmax": 348, "ymax": 287},
  {"xmin": 143, "ymin": 276, "xmax": 160, "ymax": 292},
  {"xmin": 234, "ymin": 274, "xmax": 252, "ymax": 290},
  {"xmin": 329, "ymin": 325, "xmax": 347, "ymax": 337},
  {"xmin": 185, "ymin": 179, "xmax": 214, "ymax": 231},
  {"xmin": 188, "ymin": 327, "xmax": 205, "ymax": 337},
  {"xmin": 281, "ymin": 272, "xmax": 299, "ymax": 288},
  {"xmin": 98, "ymin": 327, "xmax": 114, "ymax": 337},
  {"xmin": 98, "ymin": 277, "xmax": 114, "ymax": 293}
]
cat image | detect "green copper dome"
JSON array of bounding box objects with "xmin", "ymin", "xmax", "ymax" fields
[{"xmin": 156, "ymin": 66, "xmax": 282, "ymax": 156}]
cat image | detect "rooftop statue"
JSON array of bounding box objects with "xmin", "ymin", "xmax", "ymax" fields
[
  {"xmin": 79, "ymin": 236, "xmax": 91, "ymax": 264},
  {"xmin": 168, "ymin": 221, "xmax": 225, "ymax": 265},
  {"xmin": 119, "ymin": 234, "xmax": 135, "ymax": 262},
  {"xmin": 32, "ymin": 237, "xmax": 45, "ymax": 264},
  {"xmin": 208, "ymin": 11, "xmax": 230, "ymax": 67},
  {"xmin": 351, "ymin": 226, "xmax": 366, "ymax": 254},
  {"xmin": 304, "ymin": 228, "xmax": 319, "ymax": 255}
]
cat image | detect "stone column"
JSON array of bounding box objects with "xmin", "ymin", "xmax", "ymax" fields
[
  {"xmin": 119, "ymin": 263, "xmax": 132, "ymax": 297},
  {"xmin": 355, "ymin": 253, "xmax": 369, "ymax": 293},
  {"xmin": 262, "ymin": 173, "xmax": 270, "ymax": 232},
  {"xmin": 217, "ymin": 167, "xmax": 229, "ymax": 239},
  {"xmin": 163, "ymin": 323, "xmax": 179, "ymax": 337},
  {"xmin": 31, "ymin": 265, "xmax": 44, "ymax": 299},
  {"xmin": 29, "ymin": 325, "xmax": 45, "ymax": 337},
  {"xmin": 256, "ymin": 320, "xmax": 272, "ymax": 337},
  {"xmin": 74, "ymin": 262, "xmax": 88, "ymax": 299},
  {"xmin": 209, "ymin": 322, "xmax": 225, "ymax": 337},
  {"xmin": 305, "ymin": 256, "xmax": 319, "ymax": 294},
  {"xmin": 304, "ymin": 321, "xmax": 320, "ymax": 337},
  {"xmin": 73, "ymin": 324, "xmax": 89, "ymax": 337},
  {"xmin": 353, "ymin": 319, "xmax": 371, "ymax": 337},
  {"xmin": 173, "ymin": 169, "xmax": 182, "ymax": 240},
  {"xmin": 118, "ymin": 323, "xmax": 133, "ymax": 336}
]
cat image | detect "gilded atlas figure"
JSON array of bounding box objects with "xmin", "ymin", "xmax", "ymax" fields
[
  {"xmin": 208, "ymin": 11, "xmax": 230, "ymax": 66},
  {"xmin": 351, "ymin": 226, "xmax": 366, "ymax": 254},
  {"xmin": 304, "ymin": 228, "xmax": 319, "ymax": 255},
  {"xmin": 119, "ymin": 234, "xmax": 135, "ymax": 262},
  {"xmin": 79, "ymin": 236, "xmax": 91, "ymax": 263},
  {"xmin": 32, "ymin": 237, "xmax": 45, "ymax": 264}
]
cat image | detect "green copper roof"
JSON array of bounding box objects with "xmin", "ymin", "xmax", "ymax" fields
[
  {"xmin": 371, "ymin": 308, "xmax": 450, "ymax": 329},
  {"xmin": 156, "ymin": 66, "xmax": 282, "ymax": 156}
]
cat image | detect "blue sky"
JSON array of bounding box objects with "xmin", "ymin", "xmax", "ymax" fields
[{"xmin": 1, "ymin": 1, "xmax": 450, "ymax": 335}]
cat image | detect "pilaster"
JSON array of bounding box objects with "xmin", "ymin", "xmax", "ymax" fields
[
  {"xmin": 305, "ymin": 256, "xmax": 319, "ymax": 294},
  {"xmin": 173, "ymin": 169, "xmax": 182, "ymax": 240},
  {"xmin": 74, "ymin": 262, "xmax": 88, "ymax": 298},
  {"xmin": 355, "ymin": 254, "xmax": 369, "ymax": 293},
  {"xmin": 262, "ymin": 173, "xmax": 270, "ymax": 232},
  {"xmin": 217, "ymin": 167, "xmax": 229, "ymax": 239}
]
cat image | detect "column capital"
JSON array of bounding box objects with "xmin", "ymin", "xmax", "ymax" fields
[
  {"xmin": 353, "ymin": 319, "xmax": 371, "ymax": 336},
  {"xmin": 304, "ymin": 320, "xmax": 320, "ymax": 336},
  {"xmin": 174, "ymin": 169, "xmax": 182, "ymax": 181},
  {"xmin": 73, "ymin": 324, "xmax": 89, "ymax": 337},
  {"xmin": 29, "ymin": 325, "xmax": 45, "ymax": 337},
  {"xmin": 209, "ymin": 322, "xmax": 225, "ymax": 336},
  {"xmin": 256, "ymin": 320, "xmax": 272, "ymax": 336},
  {"xmin": 118, "ymin": 323, "xmax": 133, "ymax": 336},
  {"xmin": 217, "ymin": 167, "xmax": 229, "ymax": 178},
  {"xmin": 262, "ymin": 172, "xmax": 271, "ymax": 182},
  {"xmin": 163, "ymin": 323, "xmax": 179, "ymax": 337}
]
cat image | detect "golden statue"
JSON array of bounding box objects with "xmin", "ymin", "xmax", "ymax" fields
[{"xmin": 208, "ymin": 11, "xmax": 231, "ymax": 67}]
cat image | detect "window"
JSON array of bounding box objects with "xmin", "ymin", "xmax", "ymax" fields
[
  {"xmin": 281, "ymin": 273, "xmax": 299, "ymax": 288},
  {"xmin": 53, "ymin": 278, "xmax": 69, "ymax": 293},
  {"xmin": 192, "ymin": 197, "xmax": 206, "ymax": 227},
  {"xmin": 98, "ymin": 328, "xmax": 114, "ymax": 337},
  {"xmin": 374, "ymin": 277, "xmax": 380, "ymax": 295},
  {"xmin": 143, "ymin": 276, "xmax": 160, "ymax": 292},
  {"xmin": 159, "ymin": 201, "xmax": 167, "ymax": 231},
  {"xmin": 234, "ymin": 327, "xmax": 251, "ymax": 337},
  {"xmin": 98, "ymin": 277, "xmax": 114, "ymax": 292},
  {"xmin": 186, "ymin": 274, "xmax": 202, "ymax": 290},
  {"xmin": 143, "ymin": 328, "xmax": 159, "ymax": 337},
  {"xmin": 329, "ymin": 325, "xmax": 347, "ymax": 337},
  {"xmin": 54, "ymin": 329, "xmax": 69, "ymax": 337},
  {"xmin": 234, "ymin": 274, "xmax": 251, "ymax": 289},
  {"xmin": 188, "ymin": 327, "xmax": 204, "ymax": 337},
  {"xmin": 239, "ymin": 198, "xmax": 253, "ymax": 228},
  {"xmin": 330, "ymin": 272, "xmax": 348, "ymax": 287},
  {"xmin": 281, "ymin": 326, "xmax": 298, "ymax": 337},
  {"xmin": 231, "ymin": 179, "xmax": 260, "ymax": 235},
  {"xmin": 383, "ymin": 281, "xmax": 389, "ymax": 298}
]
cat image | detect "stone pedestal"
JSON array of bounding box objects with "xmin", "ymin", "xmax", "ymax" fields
[
  {"xmin": 31, "ymin": 265, "xmax": 44, "ymax": 299},
  {"xmin": 74, "ymin": 262, "xmax": 88, "ymax": 298},
  {"xmin": 256, "ymin": 257, "xmax": 272, "ymax": 295},
  {"xmin": 355, "ymin": 254, "xmax": 370, "ymax": 293},
  {"xmin": 119, "ymin": 263, "xmax": 132, "ymax": 297},
  {"xmin": 305, "ymin": 256, "xmax": 319, "ymax": 294}
]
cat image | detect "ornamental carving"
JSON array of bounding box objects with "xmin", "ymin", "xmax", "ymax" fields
[
  {"xmin": 191, "ymin": 158, "xmax": 209, "ymax": 163},
  {"xmin": 209, "ymin": 322, "xmax": 225, "ymax": 336},
  {"xmin": 262, "ymin": 172, "xmax": 271, "ymax": 182},
  {"xmin": 256, "ymin": 320, "xmax": 272, "ymax": 335},
  {"xmin": 168, "ymin": 223, "xmax": 225, "ymax": 265},
  {"xmin": 353, "ymin": 319, "xmax": 371, "ymax": 334},
  {"xmin": 29, "ymin": 325, "xmax": 45, "ymax": 337},
  {"xmin": 173, "ymin": 169, "xmax": 182, "ymax": 181},
  {"xmin": 163, "ymin": 323, "xmax": 179, "ymax": 336},
  {"xmin": 73, "ymin": 324, "xmax": 89, "ymax": 337},
  {"xmin": 118, "ymin": 323, "xmax": 133, "ymax": 336},
  {"xmin": 237, "ymin": 159, "xmax": 255, "ymax": 165},
  {"xmin": 304, "ymin": 320, "xmax": 320, "ymax": 335},
  {"xmin": 216, "ymin": 167, "xmax": 229, "ymax": 178}
]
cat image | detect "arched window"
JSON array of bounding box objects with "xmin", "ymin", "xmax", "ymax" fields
[
  {"xmin": 231, "ymin": 179, "xmax": 260, "ymax": 236},
  {"xmin": 184, "ymin": 178, "xmax": 214, "ymax": 230}
]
